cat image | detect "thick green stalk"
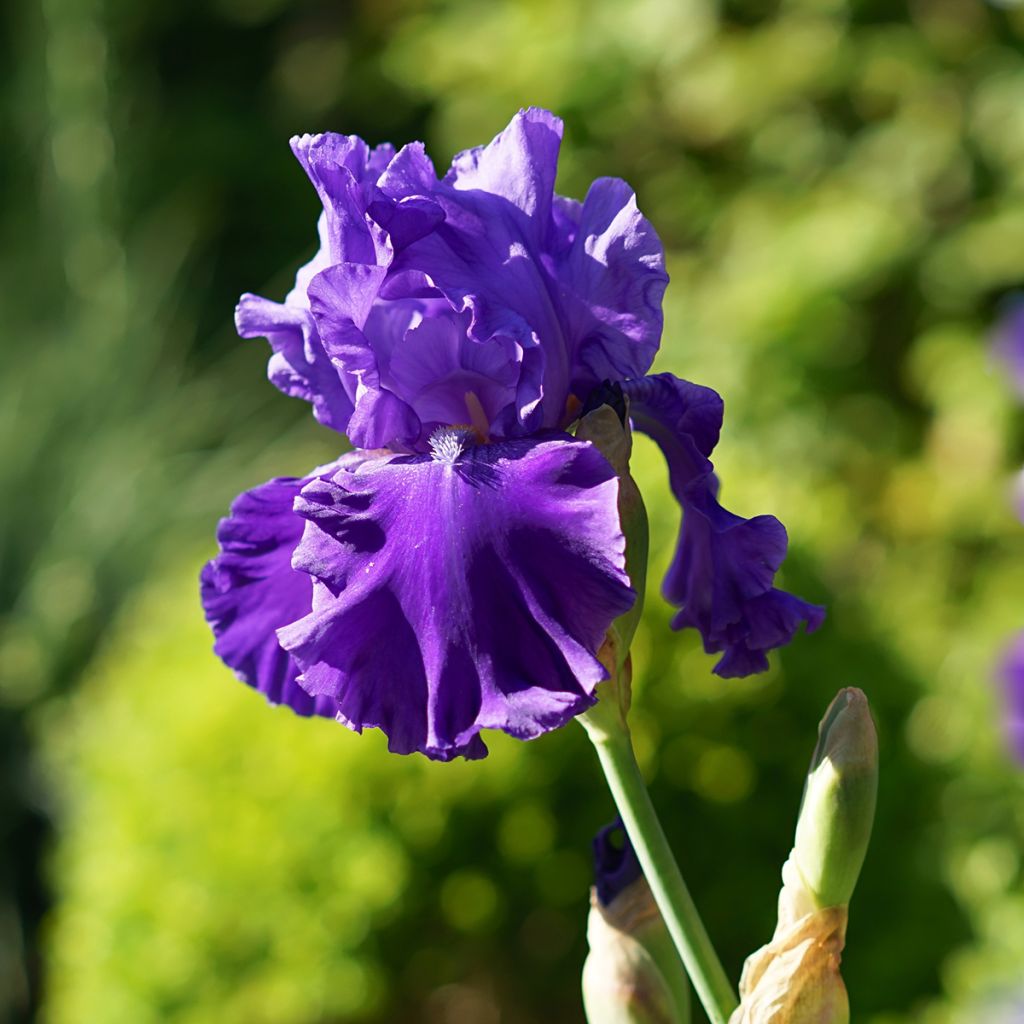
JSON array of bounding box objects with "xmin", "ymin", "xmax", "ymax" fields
[{"xmin": 581, "ymin": 712, "xmax": 738, "ymax": 1024}]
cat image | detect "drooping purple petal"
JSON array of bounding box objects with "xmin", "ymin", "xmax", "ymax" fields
[
  {"xmin": 200, "ymin": 473, "xmax": 340, "ymax": 717},
  {"xmin": 997, "ymin": 632, "xmax": 1024, "ymax": 762},
  {"xmin": 624, "ymin": 373, "xmax": 824, "ymax": 677},
  {"xmin": 276, "ymin": 434, "xmax": 636, "ymax": 760}
]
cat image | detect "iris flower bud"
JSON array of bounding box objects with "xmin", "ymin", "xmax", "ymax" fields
[
  {"xmin": 729, "ymin": 688, "xmax": 878, "ymax": 1024},
  {"xmin": 582, "ymin": 821, "xmax": 690, "ymax": 1024}
]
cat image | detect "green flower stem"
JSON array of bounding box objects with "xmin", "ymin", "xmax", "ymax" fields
[{"xmin": 580, "ymin": 710, "xmax": 738, "ymax": 1024}]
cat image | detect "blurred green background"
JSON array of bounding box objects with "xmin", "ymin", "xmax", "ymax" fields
[{"xmin": 3, "ymin": 0, "xmax": 1024, "ymax": 1020}]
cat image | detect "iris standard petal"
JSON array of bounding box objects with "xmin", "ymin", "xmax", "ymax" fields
[
  {"xmin": 445, "ymin": 106, "xmax": 562, "ymax": 227},
  {"xmin": 383, "ymin": 109, "xmax": 667, "ymax": 430},
  {"xmin": 307, "ymin": 263, "xmax": 422, "ymax": 449},
  {"xmin": 235, "ymin": 293, "xmax": 354, "ymax": 433},
  {"xmin": 276, "ymin": 434, "xmax": 636, "ymax": 760},
  {"xmin": 558, "ymin": 177, "xmax": 668, "ymax": 394},
  {"xmin": 383, "ymin": 313, "xmax": 520, "ymax": 433},
  {"xmin": 624, "ymin": 373, "xmax": 823, "ymax": 677},
  {"xmin": 289, "ymin": 133, "xmax": 395, "ymax": 265},
  {"xmin": 243, "ymin": 110, "xmax": 668, "ymax": 444},
  {"xmin": 200, "ymin": 475, "xmax": 339, "ymax": 717}
]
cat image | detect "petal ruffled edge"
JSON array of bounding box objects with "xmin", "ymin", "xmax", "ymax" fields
[
  {"xmin": 200, "ymin": 474, "xmax": 340, "ymax": 717},
  {"xmin": 235, "ymin": 293, "xmax": 355, "ymax": 434}
]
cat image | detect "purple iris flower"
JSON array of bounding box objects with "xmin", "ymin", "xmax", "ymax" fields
[{"xmin": 201, "ymin": 108, "xmax": 823, "ymax": 760}]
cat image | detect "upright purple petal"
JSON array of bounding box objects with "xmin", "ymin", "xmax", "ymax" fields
[
  {"xmin": 240, "ymin": 111, "xmax": 667, "ymax": 446},
  {"xmin": 382, "ymin": 313, "xmax": 521, "ymax": 434},
  {"xmin": 446, "ymin": 107, "xmax": 563, "ymax": 228},
  {"xmin": 289, "ymin": 133, "xmax": 395, "ymax": 265},
  {"xmin": 624, "ymin": 373, "xmax": 824, "ymax": 677},
  {"xmin": 307, "ymin": 264, "xmax": 421, "ymax": 449},
  {"xmin": 200, "ymin": 473, "xmax": 341, "ymax": 717},
  {"xmin": 235, "ymin": 294, "xmax": 354, "ymax": 433},
  {"xmin": 277, "ymin": 434, "xmax": 636, "ymax": 760},
  {"xmin": 381, "ymin": 110, "xmax": 667, "ymax": 431},
  {"xmin": 558, "ymin": 178, "xmax": 668, "ymax": 393}
]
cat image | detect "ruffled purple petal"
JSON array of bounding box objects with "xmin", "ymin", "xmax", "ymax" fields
[
  {"xmin": 200, "ymin": 474, "xmax": 340, "ymax": 717},
  {"xmin": 624, "ymin": 373, "xmax": 823, "ymax": 677},
  {"xmin": 380, "ymin": 109, "xmax": 666, "ymax": 430},
  {"xmin": 307, "ymin": 264, "xmax": 421, "ymax": 449},
  {"xmin": 289, "ymin": 133, "xmax": 395, "ymax": 266},
  {"xmin": 997, "ymin": 632, "xmax": 1024, "ymax": 762},
  {"xmin": 235, "ymin": 294, "xmax": 354, "ymax": 433},
  {"xmin": 382, "ymin": 312, "xmax": 521, "ymax": 433},
  {"xmin": 445, "ymin": 107, "xmax": 562, "ymax": 228},
  {"xmin": 241, "ymin": 110, "xmax": 667, "ymax": 446},
  {"xmin": 276, "ymin": 434, "xmax": 635, "ymax": 760}
]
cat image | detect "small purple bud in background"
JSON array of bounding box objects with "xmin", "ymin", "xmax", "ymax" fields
[
  {"xmin": 990, "ymin": 298, "xmax": 1024, "ymax": 766},
  {"xmin": 992, "ymin": 297, "xmax": 1024, "ymax": 400},
  {"xmin": 1012, "ymin": 468, "xmax": 1024, "ymax": 525},
  {"xmin": 996, "ymin": 633, "xmax": 1024, "ymax": 763},
  {"xmin": 582, "ymin": 820, "xmax": 690, "ymax": 1024}
]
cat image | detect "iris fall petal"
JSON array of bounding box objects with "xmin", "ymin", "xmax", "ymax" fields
[{"xmin": 276, "ymin": 434, "xmax": 635, "ymax": 759}]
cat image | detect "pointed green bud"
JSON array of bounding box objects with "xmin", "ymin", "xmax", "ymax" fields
[
  {"xmin": 575, "ymin": 386, "xmax": 649, "ymax": 725},
  {"xmin": 793, "ymin": 687, "xmax": 878, "ymax": 911},
  {"xmin": 729, "ymin": 689, "xmax": 878, "ymax": 1024}
]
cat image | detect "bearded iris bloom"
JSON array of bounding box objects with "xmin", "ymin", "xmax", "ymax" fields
[{"xmin": 201, "ymin": 108, "xmax": 823, "ymax": 760}]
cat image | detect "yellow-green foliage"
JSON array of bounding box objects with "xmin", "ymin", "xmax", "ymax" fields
[{"xmin": 41, "ymin": 561, "xmax": 554, "ymax": 1023}]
